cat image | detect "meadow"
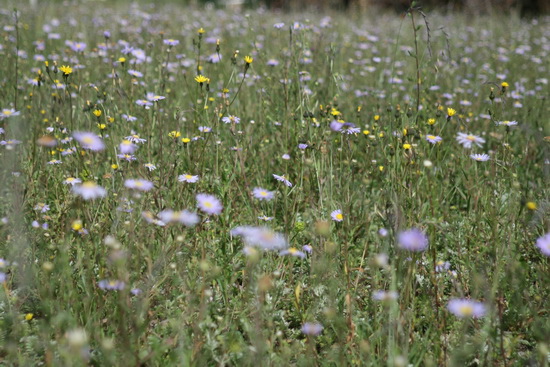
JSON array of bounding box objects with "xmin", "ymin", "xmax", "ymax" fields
[{"xmin": 0, "ymin": 1, "xmax": 549, "ymax": 366}]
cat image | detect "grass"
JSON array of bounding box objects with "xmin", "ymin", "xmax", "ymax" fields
[{"xmin": 0, "ymin": 2, "xmax": 548, "ymax": 366}]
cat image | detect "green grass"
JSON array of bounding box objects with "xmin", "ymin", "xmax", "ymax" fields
[{"xmin": 0, "ymin": 2, "xmax": 548, "ymax": 366}]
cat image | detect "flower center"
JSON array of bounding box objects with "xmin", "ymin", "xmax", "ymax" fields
[{"xmin": 459, "ymin": 305, "xmax": 473, "ymax": 316}]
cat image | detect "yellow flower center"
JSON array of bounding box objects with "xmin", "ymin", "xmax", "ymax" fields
[
  {"xmin": 458, "ymin": 305, "xmax": 473, "ymax": 316},
  {"xmin": 336, "ymin": 213, "xmax": 343, "ymax": 220}
]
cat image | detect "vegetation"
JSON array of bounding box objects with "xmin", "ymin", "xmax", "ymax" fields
[{"xmin": 0, "ymin": 2, "xmax": 548, "ymax": 365}]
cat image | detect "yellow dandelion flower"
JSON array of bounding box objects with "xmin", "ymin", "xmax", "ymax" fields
[
  {"xmin": 92, "ymin": 109, "xmax": 102, "ymax": 117},
  {"xmin": 526, "ymin": 202, "xmax": 537, "ymax": 210},
  {"xmin": 194, "ymin": 75, "xmax": 208, "ymax": 84},
  {"xmin": 427, "ymin": 118, "xmax": 436, "ymax": 125},
  {"xmin": 71, "ymin": 220, "xmax": 83, "ymax": 231},
  {"xmin": 198, "ymin": 28, "xmax": 205, "ymax": 34},
  {"xmin": 447, "ymin": 108, "xmax": 456, "ymax": 117},
  {"xmin": 59, "ymin": 65, "xmax": 72, "ymax": 76}
]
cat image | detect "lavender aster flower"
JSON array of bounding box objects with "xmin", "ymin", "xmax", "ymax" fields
[
  {"xmin": 73, "ymin": 131, "xmax": 105, "ymax": 151},
  {"xmin": 447, "ymin": 299, "xmax": 486, "ymax": 318},
  {"xmin": 331, "ymin": 209, "xmax": 343, "ymax": 222},
  {"xmin": 119, "ymin": 140, "xmax": 138, "ymax": 154},
  {"xmin": 470, "ymin": 153, "xmax": 490, "ymax": 162},
  {"xmin": 196, "ymin": 193, "xmax": 223, "ymax": 215},
  {"xmin": 372, "ymin": 290, "xmax": 398, "ymax": 302},
  {"xmin": 252, "ymin": 187, "xmax": 275, "ymax": 201},
  {"xmin": 222, "ymin": 115, "xmax": 240, "ymax": 124},
  {"xmin": 456, "ymin": 132, "xmax": 485, "ymax": 149},
  {"xmin": 178, "ymin": 174, "xmax": 199, "ymax": 183},
  {"xmin": 301, "ymin": 322, "xmax": 323, "ymax": 336},
  {"xmin": 397, "ymin": 228, "xmax": 428, "ymax": 252},
  {"xmin": 535, "ymin": 233, "xmax": 550, "ymax": 257},
  {"xmin": 426, "ymin": 135, "xmax": 443, "ymax": 144},
  {"xmin": 98, "ymin": 279, "xmax": 125, "ymax": 291},
  {"xmin": 124, "ymin": 179, "xmax": 154, "ymax": 192},
  {"xmin": 273, "ymin": 174, "xmax": 292, "ymax": 187},
  {"xmin": 279, "ymin": 247, "xmax": 306, "ymax": 258},
  {"xmin": 72, "ymin": 182, "xmax": 107, "ymax": 200}
]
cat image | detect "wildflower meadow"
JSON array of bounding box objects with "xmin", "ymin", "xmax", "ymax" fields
[{"xmin": 0, "ymin": 1, "xmax": 549, "ymax": 365}]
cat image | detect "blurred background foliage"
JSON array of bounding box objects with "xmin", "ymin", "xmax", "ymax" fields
[{"xmin": 179, "ymin": 0, "xmax": 549, "ymax": 16}]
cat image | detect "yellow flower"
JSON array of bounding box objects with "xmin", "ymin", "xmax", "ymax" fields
[
  {"xmin": 330, "ymin": 108, "xmax": 341, "ymax": 116},
  {"xmin": 181, "ymin": 137, "xmax": 191, "ymax": 143},
  {"xmin": 111, "ymin": 164, "xmax": 118, "ymax": 170},
  {"xmin": 379, "ymin": 166, "xmax": 384, "ymax": 172},
  {"xmin": 198, "ymin": 28, "xmax": 205, "ymax": 34},
  {"xmin": 118, "ymin": 57, "xmax": 126, "ymax": 64},
  {"xmin": 92, "ymin": 109, "xmax": 102, "ymax": 117},
  {"xmin": 447, "ymin": 108, "xmax": 456, "ymax": 117},
  {"xmin": 374, "ymin": 115, "xmax": 380, "ymax": 121},
  {"xmin": 97, "ymin": 123, "xmax": 107, "ymax": 130},
  {"xmin": 427, "ymin": 118, "xmax": 436, "ymax": 125},
  {"xmin": 526, "ymin": 201, "xmax": 537, "ymax": 210},
  {"xmin": 168, "ymin": 131, "xmax": 181, "ymax": 138},
  {"xmin": 59, "ymin": 65, "xmax": 72, "ymax": 76},
  {"xmin": 362, "ymin": 130, "xmax": 370, "ymax": 136},
  {"xmin": 71, "ymin": 220, "xmax": 83, "ymax": 231},
  {"xmin": 194, "ymin": 75, "xmax": 208, "ymax": 84},
  {"xmin": 501, "ymin": 82, "xmax": 509, "ymax": 88},
  {"xmin": 403, "ymin": 143, "xmax": 412, "ymax": 150},
  {"xmin": 244, "ymin": 55, "xmax": 253, "ymax": 64},
  {"xmin": 25, "ymin": 313, "xmax": 34, "ymax": 321}
]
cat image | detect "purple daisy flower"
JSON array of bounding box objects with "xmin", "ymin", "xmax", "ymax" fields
[
  {"xmin": 397, "ymin": 228, "xmax": 429, "ymax": 252},
  {"xmin": 73, "ymin": 131, "xmax": 105, "ymax": 151},
  {"xmin": 72, "ymin": 182, "xmax": 107, "ymax": 200},
  {"xmin": 301, "ymin": 322, "xmax": 323, "ymax": 336},
  {"xmin": 535, "ymin": 233, "xmax": 550, "ymax": 257},
  {"xmin": 196, "ymin": 193, "xmax": 223, "ymax": 215},
  {"xmin": 252, "ymin": 187, "xmax": 275, "ymax": 201},
  {"xmin": 124, "ymin": 179, "xmax": 154, "ymax": 192},
  {"xmin": 447, "ymin": 299, "xmax": 486, "ymax": 318}
]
